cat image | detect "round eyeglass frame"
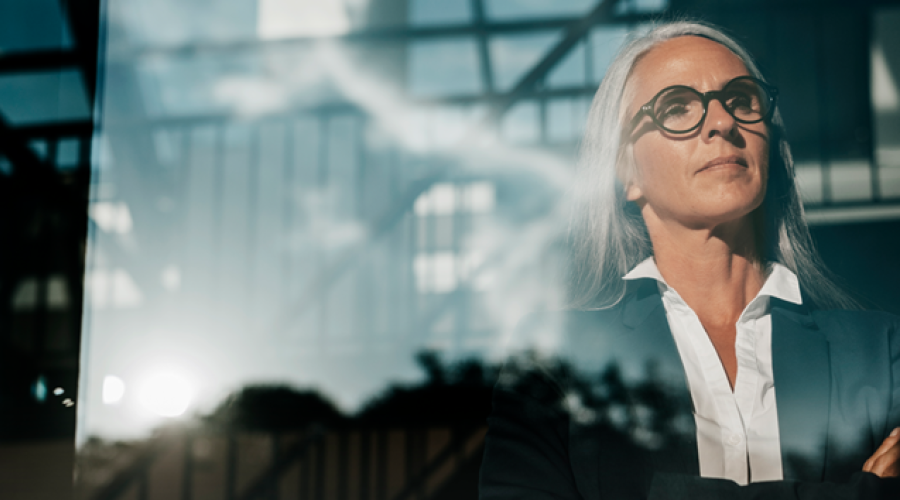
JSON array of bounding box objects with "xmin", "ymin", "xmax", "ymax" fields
[{"xmin": 627, "ymin": 76, "xmax": 779, "ymax": 135}]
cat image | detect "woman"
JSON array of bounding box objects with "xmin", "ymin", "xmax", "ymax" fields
[{"xmin": 480, "ymin": 21, "xmax": 900, "ymax": 499}]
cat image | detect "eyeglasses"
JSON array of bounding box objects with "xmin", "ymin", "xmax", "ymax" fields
[{"xmin": 627, "ymin": 76, "xmax": 778, "ymax": 135}]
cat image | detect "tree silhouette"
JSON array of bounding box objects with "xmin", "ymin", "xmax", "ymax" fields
[{"xmin": 204, "ymin": 385, "xmax": 345, "ymax": 431}]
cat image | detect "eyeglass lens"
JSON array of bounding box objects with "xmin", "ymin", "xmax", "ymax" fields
[{"xmin": 652, "ymin": 79, "xmax": 772, "ymax": 133}]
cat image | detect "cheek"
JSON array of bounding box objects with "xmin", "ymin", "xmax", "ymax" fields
[
  {"xmin": 756, "ymin": 153, "xmax": 769, "ymax": 202},
  {"xmin": 751, "ymin": 131, "xmax": 770, "ymax": 187},
  {"xmin": 632, "ymin": 140, "xmax": 663, "ymax": 181},
  {"xmin": 632, "ymin": 137, "xmax": 687, "ymax": 190}
]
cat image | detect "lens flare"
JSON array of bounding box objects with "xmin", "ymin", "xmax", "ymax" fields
[
  {"xmin": 138, "ymin": 372, "xmax": 194, "ymax": 417},
  {"xmin": 102, "ymin": 375, "xmax": 125, "ymax": 405}
]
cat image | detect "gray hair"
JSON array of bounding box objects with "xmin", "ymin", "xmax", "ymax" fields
[{"xmin": 568, "ymin": 20, "xmax": 856, "ymax": 310}]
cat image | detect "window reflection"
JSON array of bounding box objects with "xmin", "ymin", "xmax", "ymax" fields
[
  {"xmin": 489, "ymin": 32, "xmax": 560, "ymax": 91},
  {"xmin": 410, "ymin": 0, "xmax": 472, "ymax": 26},
  {"xmin": 66, "ymin": 0, "xmax": 900, "ymax": 499},
  {"xmin": 485, "ymin": 0, "xmax": 597, "ymax": 20},
  {"xmin": 0, "ymin": 70, "xmax": 90, "ymax": 124},
  {"xmin": 409, "ymin": 38, "xmax": 483, "ymax": 96}
]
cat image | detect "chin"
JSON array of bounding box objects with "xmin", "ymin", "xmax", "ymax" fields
[
  {"xmin": 706, "ymin": 201, "xmax": 764, "ymax": 229},
  {"xmin": 687, "ymin": 192, "xmax": 764, "ymax": 228}
]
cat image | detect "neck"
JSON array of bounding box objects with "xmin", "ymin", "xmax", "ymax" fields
[{"xmin": 643, "ymin": 209, "xmax": 765, "ymax": 327}]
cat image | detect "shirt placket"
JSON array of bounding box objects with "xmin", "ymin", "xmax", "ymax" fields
[
  {"xmin": 731, "ymin": 302, "xmax": 763, "ymax": 483},
  {"xmin": 708, "ymin": 317, "xmax": 749, "ymax": 486},
  {"xmin": 676, "ymin": 297, "xmax": 750, "ymax": 485}
]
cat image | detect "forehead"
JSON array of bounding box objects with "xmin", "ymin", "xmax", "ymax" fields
[{"xmin": 627, "ymin": 36, "xmax": 750, "ymax": 108}]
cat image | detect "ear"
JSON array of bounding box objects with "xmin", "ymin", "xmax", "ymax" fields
[
  {"xmin": 625, "ymin": 181, "xmax": 643, "ymax": 202},
  {"xmin": 616, "ymin": 140, "xmax": 643, "ymax": 202}
]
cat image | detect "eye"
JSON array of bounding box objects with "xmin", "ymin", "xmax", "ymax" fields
[
  {"xmin": 725, "ymin": 92, "xmax": 757, "ymax": 112},
  {"xmin": 651, "ymin": 87, "xmax": 703, "ymax": 130},
  {"xmin": 655, "ymin": 96, "xmax": 696, "ymax": 119},
  {"xmin": 659, "ymin": 102, "xmax": 689, "ymax": 118}
]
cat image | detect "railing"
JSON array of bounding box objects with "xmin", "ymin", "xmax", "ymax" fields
[{"xmin": 79, "ymin": 424, "xmax": 487, "ymax": 500}]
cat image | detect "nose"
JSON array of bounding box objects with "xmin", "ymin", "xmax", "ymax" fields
[{"xmin": 701, "ymin": 97, "xmax": 738, "ymax": 141}]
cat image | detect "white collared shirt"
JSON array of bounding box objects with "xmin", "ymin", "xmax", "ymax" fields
[{"xmin": 623, "ymin": 258, "xmax": 803, "ymax": 485}]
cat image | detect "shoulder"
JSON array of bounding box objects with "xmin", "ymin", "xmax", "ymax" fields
[
  {"xmin": 512, "ymin": 306, "xmax": 630, "ymax": 354},
  {"xmin": 810, "ymin": 309, "xmax": 900, "ymax": 345},
  {"xmin": 806, "ymin": 309, "xmax": 900, "ymax": 379},
  {"xmin": 516, "ymin": 307, "xmax": 626, "ymax": 336},
  {"xmin": 501, "ymin": 307, "xmax": 628, "ymax": 383}
]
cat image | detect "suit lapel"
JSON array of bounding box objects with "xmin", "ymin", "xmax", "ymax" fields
[
  {"xmin": 771, "ymin": 299, "xmax": 830, "ymax": 481},
  {"xmin": 622, "ymin": 281, "xmax": 700, "ymax": 476},
  {"xmin": 569, "ymin": 282, "xmax": 700, "ymax": 499}
]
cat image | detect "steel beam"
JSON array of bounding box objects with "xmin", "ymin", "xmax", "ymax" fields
[
  {"xmin": 481, "ymin": 0, "xmax": 615, "ymax": 125},
  {"xmin": 0, "ymin": 50, "xmax": 81, "ymax": 74},
  {"xmin": 108, "ymin": 12, "xmax": 659, "ymax": 61}
]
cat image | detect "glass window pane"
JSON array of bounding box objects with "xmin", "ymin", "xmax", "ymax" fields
[
  {"xmin": 547, "ymin": 40, "xmax": 587, "ymax": 88},
  {"xmin": 615, "ymin": 0, "xmax": 669, "ymax": 15},
  {"xmin": 502, "ymin": 101, "xmax": 539, "ymax": 144},
  {"xmin": 408, "ymin": 38, "xmax": 483, "ymax": 96},
  {"xmin": 111, "ymin": 0, "xmax": 257, "ymax": 46},
  {"xmin": 489, "ymin": 31, "xmax": 561, "ymax": 92},
  {"xmin": 409, "ymin": 0, "xmax": 472, "ymax": 25},
  {"xmin": 258, "ymin": 0, "xmax": 351, "ymax": 38},
  {"xmin": 590, "ymin": 26, "xmax": 629, "ymax": 82},
  {"xmin": 0, "ymin": 0, "xmax": 72, "ymax": 53},
  {"xmin": 547, "ymin": 98, "xmax": 587, "ymax": 143},
  {"xmin": 485, "ymin": 0, "xmax": 597, "ymax": 20},
  {"xmin": 0, "ymin": 70, "xmax": 90, "ymax": 125}
]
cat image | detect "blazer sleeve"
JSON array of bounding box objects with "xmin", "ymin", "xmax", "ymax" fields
[
  {"xmin": 479, "ymin": 358, "xmax": 585, "ymax": 500},
  {"xmin": 647, "ymin": 472, "xmax": 900, "ymax": 500},
  {"xmin": 889, "ymin": 314, "xmax": 900, "ymax": 445}
]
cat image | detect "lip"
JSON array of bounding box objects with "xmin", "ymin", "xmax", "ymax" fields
[{"xmin": 698, "ymin": 155, "xmax": 748, "ymax": 173}]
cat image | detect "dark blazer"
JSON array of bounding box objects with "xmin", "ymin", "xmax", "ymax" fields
[{"xmin": 480, "ymin": 280, "xmax": 900, "ymax": 499}]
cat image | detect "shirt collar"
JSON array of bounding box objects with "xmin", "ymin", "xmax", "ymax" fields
[{"xmin": 622, "ymin": 257, "xmax": 802, "ymax": 306}]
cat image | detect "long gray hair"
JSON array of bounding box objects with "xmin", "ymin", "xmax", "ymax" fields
[{"xmin": 568, "ymin": 20, "xmax": 856, "ymax": 310}]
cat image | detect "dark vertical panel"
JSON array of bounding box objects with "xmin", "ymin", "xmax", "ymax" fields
[
  {"xmin": 472, "ymin": 0, "xmax": 495, "ymax": 94},
  {"xmin": 360, "ymin": 429, "xmax": 371, "ymax": 500},
  {"xmin": 821, "ymin": 7, "xmax": 872, "ymax": 162},
  {"xmin": 138, "ymin": 472, "xmax": 149, "ymax": 500},
  {"xmin": 271, "ymin": 433, "xmax": 281, "ymax": 500},
  {"xmin": 299, "ymin": 440, "xmax": 312, "ymax": 500},
  {"xmin": 181, "ymin": 434, "xmax": 193, "ymax": 500},
  {"xmin": 316, "ymin": 440, "xmax": 326, "ymax": 500},
  {"xmin": 811, "ymin": 218, "xmax": 900, "ymax": 315},
  {"xmin": 337, "ymin": 432, "xmax": 349, "ymax": 500},
  {"xmin": 814, "ymin": 13, "xmax": 834, "ymax": 203},
  {"xmin": 376, "ymin": 430, "xmax": 388, "ymax": 500},
  {"xmin": 770, "ymin": 11, "xmax": 821, "ymax": 161},
  {"xmin": 404, "ymin": 429, "xmax": 415, "ymax": 499},
  {"xmin": 226, "ymin": 434, "xmax": 237, "ymax": 500}
]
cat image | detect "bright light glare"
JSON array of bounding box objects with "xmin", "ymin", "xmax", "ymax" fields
[
  {"xmin": 102, "ymin": 375, "xmax": 125, "ymax": 404},
  {"xmin": 138, "ymin": 372, "xmax": 194, "ymax": 417},
  {"xmin": 257, "ymin": 0, "xmax": 349, "ymax": 39}
]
